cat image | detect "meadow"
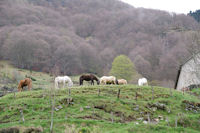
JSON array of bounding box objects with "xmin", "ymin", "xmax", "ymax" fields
[{"xmin": 0, "ymin": 61, "xmax": 200, "ymax": 133}]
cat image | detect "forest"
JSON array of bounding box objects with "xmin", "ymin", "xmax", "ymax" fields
[{"xmin": 0, "ymin": 0, "xmax": 200, "ymax": 87}]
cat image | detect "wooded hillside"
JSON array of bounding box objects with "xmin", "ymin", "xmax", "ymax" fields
[{"xmin": 0, "ymin": 0, "xmax": 200, "ymax": 87}]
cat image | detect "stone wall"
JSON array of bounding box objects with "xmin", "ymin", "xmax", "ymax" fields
[{"xmin": 176, "ymin": 54, "xmax": 200, "ymax": 90}]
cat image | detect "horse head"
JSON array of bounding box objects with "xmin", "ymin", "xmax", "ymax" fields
[{"xmin": 115, "ymin": 78, "xmax": 119, "ymax": 85}]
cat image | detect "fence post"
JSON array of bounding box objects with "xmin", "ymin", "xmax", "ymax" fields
[
  {"xmin": 68, "ymin": 88, "xmax": 71, "ymax": 96},
  {"xmin": 13, "ymin": 92, "xmax": 16, "ymax": 99},
  {"xmin": 50, "ymin": 87, "xmax": 55, "ymax": 133},
  {"xmin": 98, "ymin": 88, "xmax": 100, "ymax": 96},
  {"xmin": 175, "ymin": 117, "xmax": 177, "ymax": 127},
  {"xmin": 117, "ymin": 88, "xmax": 120, "ymax": 99},
  {"xmin": 170, "ymin": 87, "xmax": 172, "ymax": 96},
  {"xmin": 135, "ymin": 92, "xmax": 138, "ymax": 101},
  {"xmin": 147, "ymin": 113, "xmax": 151, "ymax": 123},
  {"xmin": 151, "ymin": 86, "xmax": 154, "ymax": 100},
  {"xmin": 111, "ymin": 112, "xmax": 114, "ymax": 123},
  {"xmin": 20, "ymin": 109, "xmax": 25, "ymax": 123}
]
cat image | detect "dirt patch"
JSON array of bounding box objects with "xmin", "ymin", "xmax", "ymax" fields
[
  {"xmin": 0, "ymin": 127, "xmax": 19, "ymax": 133},
  {"xmin": 77, "ymin": 115, "xmax": 101, "ymax": 120},
  {"xmin": 23, "ymin": 127, "xmax": 43, "ymax": 133}
]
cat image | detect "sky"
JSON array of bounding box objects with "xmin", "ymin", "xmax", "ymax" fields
[{"xmin": 121, "ymin": 0, "xmax": 199, "ymax": 14}]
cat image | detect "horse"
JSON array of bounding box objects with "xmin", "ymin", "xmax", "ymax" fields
[
  {"xmin": 55, "ymin": 76, "xmax": 73, "ymax": 89},
  {"xmin": 100, "ymin": 76, "xmax": 118, "ymax": 85},
  {"xmin": 79, "ymin": 74, "xmax": 99, "ymax": 85},
  {"xmin": 18, "ymin": 78, "xmax": 32, "ymax": 92},
  {"xmin": 117, "ymin": 79, "xmax": 127, "ymax": 85},
  {"xmin": 138, "ymin": 78, "xmax": 148, "ymax": 86}
]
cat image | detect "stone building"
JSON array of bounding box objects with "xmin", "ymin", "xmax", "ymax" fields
[{"xmin": 175, "ymin": 53, "xmax": 200, "ymax": 90}]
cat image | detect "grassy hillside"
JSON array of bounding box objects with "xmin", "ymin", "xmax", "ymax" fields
[
  {"xmin": 0, "ymin": 61, "xmax": 200, "ymax": 133},
  {"xmin": 0, "ymin": 86, "xmax": 200, "ymax": 132}
]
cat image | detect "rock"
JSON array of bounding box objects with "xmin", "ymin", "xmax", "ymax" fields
[
  {"xmin": 147, "ymin": 102, "xmax": 167, "ymax": 111},
  {"xmin": 55, "ymin": 105, "xmax": 63, "ymax": 111},
  {"xmin": 154, "ymin": 118, "xmax": 159, "ymax": 122},
  {"xmin": 143, "ymin": 121, "xmax": 148, "ymax": 124},
  {"xmin": 137, "ymin": 117, "xmax": 143, "ymax": 121},
  {"xmin": 135, "ymin": 122, "xmax": 139, "ymax": 125},
  {"xmin": 152, "ymin": 107, "xmax": 157, "ymax": 111},
  {"xmin": 134, "ymin": 107, "xmax": 139, "ymax": 111},
  {"xmin": 85, "ymin": 106, "xmax": 91, "ymax": 109},
  {"xmin": 158, "ymin": 115, "xmax": 163, "ymax": 120}
]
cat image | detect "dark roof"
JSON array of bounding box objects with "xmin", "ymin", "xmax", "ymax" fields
[{"xmin": 181, "ymin": 51, "xmax": 200, "ymax": 66}]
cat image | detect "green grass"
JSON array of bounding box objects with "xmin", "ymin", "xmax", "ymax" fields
[
  {"xmin": 0, "ymin": 85, "xmax": 200, "ymax": 133},
  {"xmin": 0, "ymin": 61, "xmax": 200, "ymax": 133}
]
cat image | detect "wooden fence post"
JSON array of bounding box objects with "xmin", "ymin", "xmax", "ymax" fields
[
  {"xmin": 13, "ymin": 92, "xmax": 16, "ymax": 99},
  {"xmin": 117, "ymin": 88, "xmax": 120, "ymax": 99},
  {"xmin": 147, "ymin": 113, "xmax": 151, "ymax": 123},
  {"xmin": 20, "ymin": 109, "xmax": 25, "ymax": 123},
  {"xmin": 68, "ymin": 88, "xmax": 71, "ymax": 96},
  {"xmin": 151, "ymin": 86, "xmax": 154, "ymax": 100},
  {"xmin": 50, "ymin": 87, "xmax": 55, "ymax": 133},
  {"xmin": 111, "ymin": 112, "xmax": 114, "ymax": 123},
  {"xmin": 170, "ymin": 88, "xmax": 172, "ymax": 96},
  {"xmin": 98, "ymin": 88, "xmax": 100, "ymax": 96},
  {"xmin": 135, "ymin": 92, "xmax": 138, "ymax": 101},
  {"xmin": 175, "ymin": 114, "xmax": 178, "ymax": 128}
]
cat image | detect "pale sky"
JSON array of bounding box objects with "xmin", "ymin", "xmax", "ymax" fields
[{"xmin": 121, "ymin": 0, "xmax": 199, "ymax": 14}]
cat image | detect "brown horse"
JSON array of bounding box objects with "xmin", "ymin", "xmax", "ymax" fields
[
  {"xmin": 18, "ymin": 78, "xmax": 32, "ymax": 92},
  {"xmin": 79, "ymin": 74, "xmax": 99, "ymax": 85}
]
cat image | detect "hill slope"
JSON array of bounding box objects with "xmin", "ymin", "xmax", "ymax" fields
[{"xmin": 0, "ymin": 84, "xmax": 200, "ymax": 132}]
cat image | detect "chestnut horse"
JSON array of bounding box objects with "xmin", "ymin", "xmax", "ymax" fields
[
  {"xmin": 18, "ymin": 78, "xmax": 32, "ymax": 92},
  {"xmin": 79, "ymin": 74, "xmax": 99, "ymax": 85}
]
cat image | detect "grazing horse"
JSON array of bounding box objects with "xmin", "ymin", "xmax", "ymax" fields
[
  {"xmin": 55, "ymin": 76, "xmax": 73, "ymax": 89},
  {"xmin": 138, "ymin": 78, "xmax": 148, "ymax": 86},
  {"xmin": 18, "ymin": 78, "xmax": 32, "ymax": 92},
  {"xmin": 79, "ymin": 74, "xmax": 99, "ymax": 85},
  {"xmin": 100, "ymin": 76, "xmax": 118, "ymax": 85},
  {"xmin": 117, "ymin": 79, "xmax": 127, "ymax": 85}
]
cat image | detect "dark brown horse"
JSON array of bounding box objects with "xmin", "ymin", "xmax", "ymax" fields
[
  {"xmin": 79, "ymin": 74, "xmax": 99, "ymax": 85},
  {"xmin": 18, "ymin": 78, "xmax": 32, "ymax": 92}
]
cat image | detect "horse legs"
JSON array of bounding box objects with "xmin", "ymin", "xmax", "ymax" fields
[
  {"xmin": 28, "ymin": 81, "xmax": 32, "ymax": 91},
  {"xmin": 28, "ymin": 85, "xmax": 31, "ymax": 91},
  {"xmin": 80, "ymin": 79, "xmax": 83, "ymax": 85},
  {"xmin": 91, "ymin": 80, "xmax": 94, "ymax": 85},
  {"xmin": 55, "ymin": 81, "xmax": 59, "ymax": 89},
  {"xmin": 63, "ymin": 81, "xmax": 65, "ymax": 88},
  {"xmin": 18, "ymin": 87, "xmax": 22, "ymax": 92}
]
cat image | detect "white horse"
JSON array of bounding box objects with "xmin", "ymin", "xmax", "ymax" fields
[
  {"xmin": 138, "ymin": 78, "xmax": 148, "ymax": 86},
  {"xmin": 55, "ymin": 76, "xmax": 73, "ymax": 89},
  {"xmin": 100, "ymin": 76, "xmax": 118, "ymax": 85}
]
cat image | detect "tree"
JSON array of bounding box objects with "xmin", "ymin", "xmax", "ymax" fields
[{"xmin": 110, "ymin": 55, "xmax": 136, "ymax": 81}]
